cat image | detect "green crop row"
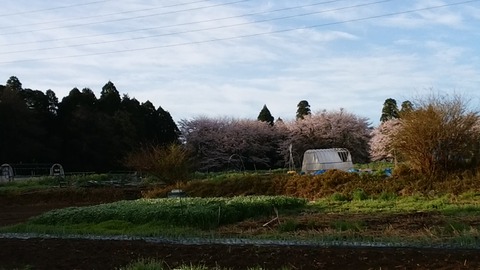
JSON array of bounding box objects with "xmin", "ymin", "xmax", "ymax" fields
[{"xmin": 29, "ymin": 196, "xmax": 307, "ymax": 230}]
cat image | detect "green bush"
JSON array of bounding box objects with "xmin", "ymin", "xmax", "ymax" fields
[
  {"xmin": 330, "ymin": 192, "xmax": 349, "ymax": 202},
  {"xmin": 277, "ymin": 219, "xmax": 300, "ymax": 232},
  {"xmin": 378, "ymin": 192, "xmax": 397, "ymax": 201},
  {"xmin": 351, "ymin": 189, "xmax": 369, "ymax": 201}
]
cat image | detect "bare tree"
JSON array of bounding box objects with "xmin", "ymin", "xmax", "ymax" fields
[
  {"xmin": 124, "ymin": 143, "xmax": 192, "ymax": 185},
  {"xmin": 392, "ymin": 93, "xmax": 480, "ymax": 179}
]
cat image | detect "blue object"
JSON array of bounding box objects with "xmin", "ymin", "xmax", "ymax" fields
[{"xmin": 313, "ymin": 169, "xmax": 327, "ymax": 175}]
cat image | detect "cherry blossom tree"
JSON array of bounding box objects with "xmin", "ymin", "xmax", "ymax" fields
[
  {"xmin": 369, "ymin": 119, "xmax": 401, "ymax": 162},
  {"xmin": 179, "ymin": 117, "xmax": 284, "ymax": 171},
  {"xmin": 282, "ymin": 109, "xmax": 371, "ymax": 164}
]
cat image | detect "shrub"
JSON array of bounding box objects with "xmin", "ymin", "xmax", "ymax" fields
[
  {"xmin": 351, "ymin": 189, "xmax": 369, "ymax": 201},
  {"xmin": 125, "ymin": 143, "xmax": 192, "ymax": 185},
  {"xmin": 330, "ymin": 192, "xmax": 349, "ymax": 202},
  {"xmin": 378, "ymin": 192, "xmax": 397, "ymax": 201},
  {"xmin": 392, "ymin": 93, "xmax": 480, "ymax": 181},
  {"xmin": 320, "ymin": 170, "xmax": 357, "ymax": 190},
  {"xmin": 392, "ymin": 163, "xmax": 414, "ymax": 178},
  {"xmin": 277, "ymin": 219, "xmax": 300, "ymax": 232}
]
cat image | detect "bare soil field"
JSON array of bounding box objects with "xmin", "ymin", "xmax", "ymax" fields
[{"xmin": 1, "ymin": 188, "xmax": 479, "ymax": 270}]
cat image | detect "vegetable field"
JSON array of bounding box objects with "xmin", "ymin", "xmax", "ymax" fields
[{"xmin": 2, "ymin": 176, "xmax": 480, "ymax": 269}]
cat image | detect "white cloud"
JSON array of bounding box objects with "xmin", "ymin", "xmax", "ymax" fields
[
  {"xmin": 1, "ymin": 0, "xmax": 479, "ymax": 127},
  {"xmin": 384, "ymin": 0, "xmax": 465, "ymax": 29}
]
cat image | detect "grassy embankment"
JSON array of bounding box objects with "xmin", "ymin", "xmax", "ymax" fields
[{"xmin": 2, "ymin": 165, "xmax": 480, "ymax": 248}]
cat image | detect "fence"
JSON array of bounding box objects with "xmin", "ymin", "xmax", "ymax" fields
[{"xmin": 0, "ymin": 163, "xmax": 65, "ymax": 184}]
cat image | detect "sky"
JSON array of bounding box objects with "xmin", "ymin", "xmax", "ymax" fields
[{"xmin": 1, "ymin": 0, "xmax": 480, "ymax": 126}]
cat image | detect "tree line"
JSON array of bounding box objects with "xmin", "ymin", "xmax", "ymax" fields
[
  {"xmin": 0, "ymin": 76, "xmax": 179, "ymax": 172},
  {"xmin": 130, "ymin": 92, "xmax": 480, "ymax": 183},
  {"xmin": 2, "ymin": 75, "xmax": 479, "ymax": 180},
  {"xmin": 0, "ymin": 75, "xmax": 372, "ymax": 173}
]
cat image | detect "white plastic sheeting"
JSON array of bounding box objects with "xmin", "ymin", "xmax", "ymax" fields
[
  {"xmin": 1, "ymin": 163, "xmax": 14, "ymax": 182},
  {"xmin": 301, "ymin": 148, "xmax": 353, "ymax": 174}
]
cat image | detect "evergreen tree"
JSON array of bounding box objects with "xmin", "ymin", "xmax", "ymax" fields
[
  {"xmin": 19, "ymin": 88, "xmax": 49, "ymax": 115},
  {"xmin": 57, "ymin": 88, "xmax": 102, "ymax": 171},
  {"xmin": 18, "ymin": 88, "xmax": 56, "ymax": 161},
  {"xmin": 99, "ymin": 81, "xmax": 121, "ymax": 114},
  {"xmin": 380, "ymin": 98, "xmax": 399, "ymax": 122},
  {"xmin": 296, "ymin": 100, "xmax": 311, "ymax": 120},
  {"xmin": 5, "ymin": 76, "xmax": 22, "ymax": 92},
  {"xmin": 257, "ymin": 104, "xmax": 274, "ymax": 126},
  {"xmin": 0, "ymin": 77, "xmax": 46, "ymax": 163},
  {"xmin": 46, "ymin": 89, "xmax": 59, "ymax": 115},
  {"xmin": 400, "ymin": 100, "xmax": 414, "ymax": 115},
  {"xmin": 0, "ymin": 77, "xmax": 181, "ymax": 172}
]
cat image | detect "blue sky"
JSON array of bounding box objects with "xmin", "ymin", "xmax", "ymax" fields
[{"xmin": 1, "ymin": 0, "xmax": 479, "ymax": 126}]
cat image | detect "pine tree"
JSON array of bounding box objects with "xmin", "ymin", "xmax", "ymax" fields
[
  {"xmin": 400, "ymin": 100, "xmax": 414, "ymax": 115},
  {"xmin": 296, "ymin": 100, "xmax": 311, "ymax": 120},
  {"xmin": 257, "ymin": 104, "xmax": 274, "ymax": 126},
  {"xmin": 380, "ymin": 98, "xmax": 399, "ymax": 122},
  {"xmin": 5, "ymin": 76, "xmax": 22, "ymax": 92},
  {"xmin": 99, "ymin": 81, "xmax": 121, "ymax": 114}
]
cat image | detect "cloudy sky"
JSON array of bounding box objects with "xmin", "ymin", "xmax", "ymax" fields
[{"xmin": 1, "ymin": 0, "xmax": 479, "ymax": 126}]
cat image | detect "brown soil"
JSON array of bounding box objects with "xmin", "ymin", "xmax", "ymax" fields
[{"xmin": 1, "ymin": 188, "xmax": 480, "ymax": 270}]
